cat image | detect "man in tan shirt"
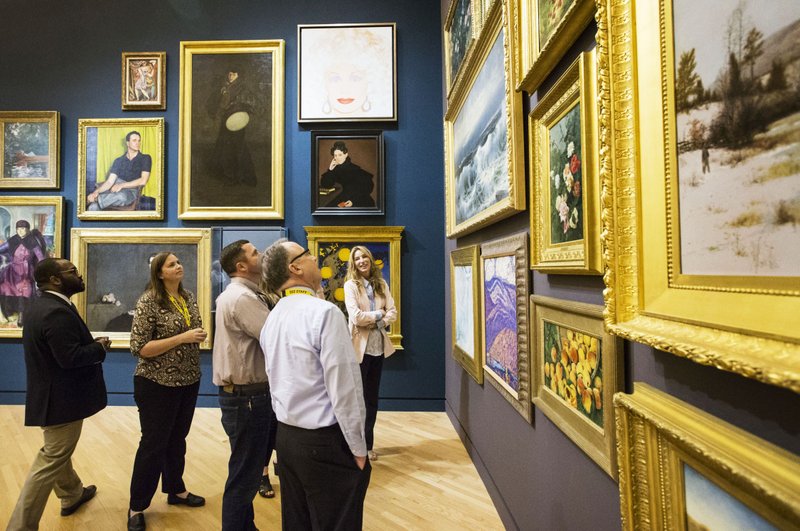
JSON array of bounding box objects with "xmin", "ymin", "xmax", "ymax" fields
[{"xmin": 212, "ymin": 240, "xmax": 274, "ymax": 531}]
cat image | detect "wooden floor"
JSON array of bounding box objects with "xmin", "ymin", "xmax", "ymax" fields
[{"xmin": 0, "ymin": 406, "xmax": 503, "ymax": 530}]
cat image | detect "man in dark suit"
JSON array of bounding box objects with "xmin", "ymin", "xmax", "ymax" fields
[{"xmin": 7, "ymin": 258, "xmax": 111, "ymax": 530}]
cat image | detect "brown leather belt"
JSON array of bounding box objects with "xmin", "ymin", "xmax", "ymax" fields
[{"xmin": 221, "ymin": 382, "xmax": 269, "ymax": 395}]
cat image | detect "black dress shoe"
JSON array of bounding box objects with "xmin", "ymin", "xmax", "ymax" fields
[
  {"xmin": 167, "ymin": 492, "xmax": 205, "ymax": 507},
  {"xmin": 61, "ymin": 485, "xmax": 97, "ymax": 516},
  {"xmin": 127, "ymin": 511, "xmax": 146, "ymax": 531}
]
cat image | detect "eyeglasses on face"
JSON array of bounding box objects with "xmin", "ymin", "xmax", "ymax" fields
[{"xmin": 289, "ymin": 249, "xmax": 310, "ymax": 264}]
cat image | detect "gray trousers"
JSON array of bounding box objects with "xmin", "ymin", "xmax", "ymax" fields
[
  {"xmin": 7, "ymin": 420, "xmax": 86, "ymax": 531},
  {"xmin": 87, "ymin": 188, "xmax": 137, "ymax": 210}
]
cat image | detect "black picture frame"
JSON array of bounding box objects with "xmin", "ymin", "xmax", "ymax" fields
[{"xmin": 311, "ymin": 130, "xmax": 384, "ymax": 216}]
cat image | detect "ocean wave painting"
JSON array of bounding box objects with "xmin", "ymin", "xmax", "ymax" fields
[
  {"xmin": 483, "ymin": 254, "xmax": 518, "ymax": 390},
  {"xmin": 453, "ymin": 31, "xmax": 508, "ymax": 226}
]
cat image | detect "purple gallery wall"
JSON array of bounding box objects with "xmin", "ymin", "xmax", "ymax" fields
[{"xmin": 440, "ymin": 3, "xmax": 800, "ymax": 530}]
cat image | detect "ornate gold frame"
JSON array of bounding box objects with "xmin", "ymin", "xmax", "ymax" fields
[
  {"xmin": 480, "ymin": 232, "xmax": 531, "ymax": 422},
  {"xmin": 304, "ymin": 226, "xmax": 404, "ymax": 349},
  {"xmin": 531, "ymin": 295, "xmax": 622, "ymax": 478},
  {"xmin": 77, "ymin": 118, "xmax": 165, "ymax": 220},
  {"xmin": 121, "ymin": 51, "xmax": 166, "ymax": 111},
  {"xmin": 70, "ymin": 228, "xmax": 212, "ymax": 350},
  {"xmin": 178, "ymin": 39, "xmax": 285, "ymax": 220},
  {"xmin": 0, "ymin": 196, "xmax": 63, "ymax": 338},
  {"xmin": 444, "ymin": 0, "xmax": 525, "ymax": 238},
  {"xmin": 450, "ymin": 245, "xmax": 483, "ymax": 384},
  {"xmin": 529, "ymin": 50, "xmax": 600, "ymax": 274},
  {"xmin": 615, "ymin": 384, "xmax": 800, "ymax": 530},
  {"xmin": 516, "ymin": 0, "xmax": 595, "ymax": 93},
  {"xmin": 0, "ymin": 111, "xmax": 59, "ymax": 189},
  {"xmin": 444, "ymin": 0, "xmax": 479, "ymax": 100},
  {"xmin": 597, "ymin": 0, "xmax": 800, "ymax": 392}
]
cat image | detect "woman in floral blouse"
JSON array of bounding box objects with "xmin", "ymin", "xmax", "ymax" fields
[{"xmin": 126, "ymin": 252, "xmax": 208, "ymax": 531}]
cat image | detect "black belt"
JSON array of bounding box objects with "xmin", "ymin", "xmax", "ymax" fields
[{"xmin": 220, "ymin": 382, "xmax": 268, "ymax": 395}]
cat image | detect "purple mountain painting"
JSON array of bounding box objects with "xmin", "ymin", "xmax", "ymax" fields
[{"xmin": 483, "ymin": 256, "xmax": 518, "ymax": 391}]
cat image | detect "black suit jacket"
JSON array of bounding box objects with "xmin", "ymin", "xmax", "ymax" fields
[{"xmin": 23, "ymin": 292, "xmax": 107, "ymax": 426}]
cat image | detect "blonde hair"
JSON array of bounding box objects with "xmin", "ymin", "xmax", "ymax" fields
[{"xmin": 345, "ymin": 245, "xmax": 386, "ymax": 297}]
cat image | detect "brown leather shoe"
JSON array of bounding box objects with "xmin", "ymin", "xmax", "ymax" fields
[{"xmin": 61, "ymin": 485, "xmax": 97, "ymax": 516}]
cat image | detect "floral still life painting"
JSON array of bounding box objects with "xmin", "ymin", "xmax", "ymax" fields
[
  {"xmin": 542, "ymin": 321, "xmax": 602, "ymax": 427},
  {"xmin": 538, "ymin": 0, "xmax": 576, "ymax": 48},
  {"xmin": 549, "ymin": 103, "xmax": 583, "ymax": 244},
  {"xmin": 483, "ymin": 254, "xmax": 519, "ymax": 391}
]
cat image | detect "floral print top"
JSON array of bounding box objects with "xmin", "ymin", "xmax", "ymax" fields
[{"xmin": 130, "ymin": 290, "xmax": 202, "ymax": 387}]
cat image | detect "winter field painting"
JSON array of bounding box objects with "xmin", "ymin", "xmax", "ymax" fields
[
  {"xmin": 483, "ymin": 254, "xmax": 518, "ymax": 391},
  {"xmin": 454, "ymin": 264, "xmax": 476, "ymax": 359},
  {"xmin": 672, "ymin": 1, "xmax": 800, "ymax": 277},
  {"xmin": 453, "ymin": 32, "xmax": 509, "ymax": 226}
]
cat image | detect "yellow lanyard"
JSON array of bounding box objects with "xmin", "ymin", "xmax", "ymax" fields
[
  {"xmin": 284, "ymin": 287, "xmax": 314, "ymax": 297},
  {"xmin": 169, "ymin": 294, "xmax": 191, "ymax": 327}
]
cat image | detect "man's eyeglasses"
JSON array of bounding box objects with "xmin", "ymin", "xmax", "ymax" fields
[{"xmin": 289, "ymin": 249, "xmax": 310, "ymax": 264}]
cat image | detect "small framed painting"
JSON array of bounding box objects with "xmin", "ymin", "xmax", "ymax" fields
[
  {"xmin": 121, "ymin": 52, "xmax": 166, "ymax": 111},
  {"xmin": 0, "ymin": 111, "xmax": 59, "ymax": 189},
  {"xmin": 450, "ymin": 245, "xmax": 483, "ymax": 384}
]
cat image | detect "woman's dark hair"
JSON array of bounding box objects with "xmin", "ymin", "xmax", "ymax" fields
[
  {"xmin": 147, "ymin": 251, "xmax": 188, "ymax": 307},
  {"xmin": 330, "ymin": 141, "xmax": 349, "ymax": 156}
]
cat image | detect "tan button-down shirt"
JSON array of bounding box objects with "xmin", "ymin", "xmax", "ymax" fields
[{"xmin": 212, "ymin": 277, "xmax": 270, "ymax": 386}]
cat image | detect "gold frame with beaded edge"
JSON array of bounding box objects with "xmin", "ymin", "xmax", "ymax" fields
[
  {"xmin": 70, "ymin": 228, "xmax": 212, "ymax": 350},
  {"xmin": 444, "ymin": 0, "xmax": 525, "ymax": 238},
  {"xmin": 615, "ymin": 384, "xmax": 800, "ymax": 530},
  {"xmin": 121, "ymin": 51, "xmax": 166, "ymax": 111},
  {"xmin": 597, "ymin": 0, "xmax": 800, "ymax": 393},
  {"xmin": 529, "ymin": 50, "xmax": 600, "ymax": 273},
  {"xmin": 0, "ymin": 111, "xmax": 59, "ymax": 189},
  {"xmin": 451, "ymin": 245, "xmax": 483, "ymax": 384},
  {"xmin": 480, "ymin": 232, "xmax": 531, "ymax": 422},
  {"xmin": 305, "ymin": 226, "xmax": 403, "ymax": 350},
  {"xmin": 531, "ymin": 295, "xmax": 622, "ymax": 478},
  {"xmin": 178, "ymin": 39, "xmax": 285, "ymax": 220}
]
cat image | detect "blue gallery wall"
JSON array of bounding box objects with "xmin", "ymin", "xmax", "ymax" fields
[{"xmin": 0, "ymin": 0, "xmax": 445, "ymax": 409}]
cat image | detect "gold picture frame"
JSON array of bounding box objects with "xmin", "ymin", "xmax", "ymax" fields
[
  {"xmin": 480, "ymin": 232, "xmax": 531, "ymax": 421},
  {"xmin": 444, "ymin": 0, "xmax": 525, "ymax": 238},
  {"xmin": 450, "ymin": 245, "xmax": 483, "ymax": 384},
  {"xmin": 70, "ymin": 228, "xmax": 212, "ymax": 350},
  {"xmin": 529, "ymin": 50, "xmax": 600, "ymax": 274},
  {"xmin": 121, "ymin": 51, "xmax": 166, "ymax": 111},
  {"xmin": 516, "ymin": 0, "xmax": 595, "ymax": 93},
  {"xmin": 597, "ymin": 0, "xmax": 800, "ymax": 392},
  {"xmin": 444, "ymin": 0, "xmax": 479, "ymax": 100},
  {"xmin": 0, "ymin": 196, "xmax": 63, "ymax": 338},
  {"xmin": 178, "ymin": 39, "xmax": 285, "ymax": 220},
  {"xmin": 615, "ymin": 384, "xmax": 800, "ymax": 530},
  {"xmin": 0, "ymin": 111, "xmax": 59, "ymax": 189},
  {"xmin": 531, "ymin": 295, "xmax": 622, "ymax": 478},
  {"xmin": 77, "ymin": 118, "xmax": 165, "ymax": 220},
  {"xmin": 305, "ymin": 226, "xmax": 404, "ymax": 350}
]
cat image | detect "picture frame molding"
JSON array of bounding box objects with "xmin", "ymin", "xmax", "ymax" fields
[
  {"xmin": 121, "ymin": 51, "xmax": 167, "ymax": 111},
  {"xmin": 0, "ymin": 111, "xmax": 60, "ymax": 189},
  {"xmin": 178, "ymin": 39, "xmax": 285, "ymax": 220},
  {"xmin": 304, "ymin": 225, "xmax": 404, "ymax": 349},
  {"xmin": 76, "ymin": 117, "xmax": 165, "ymax": 221},
  {"xmin": 450, "ymin": 244, "xmax": 483, "ymax": 384},
  {"xmin": 444, "ymin": 0, "xmax": 480, "ymax": 100}
]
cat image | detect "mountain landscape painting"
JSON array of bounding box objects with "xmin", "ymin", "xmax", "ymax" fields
[
  {"xmin": 672, "ymin": 1, "xmax": 800, "ymax": 277},
  {"xmin": 482, "ymin": 254, "xmax": 518, "ymax": 391}
]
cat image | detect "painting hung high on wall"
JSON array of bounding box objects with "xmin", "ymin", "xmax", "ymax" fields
[
  {"xmin": 445, "ymin": 2, "xmax": 524, "ymax": 237},
  {"xmin": 444, "ymin": 0, "xmax": 477, "ymax": 97},
  {"xmin": 70, "ymin": 228, "xmax": 212, "ymax": 349},
  {"xmin": 121, "ymin": 52, "xmax": 166, "ymax": 110},
  {"xmin": 77, "ymin": 118, "xmax": 164, "ymax": 220},
  {"xmin": 0, "ymin": 111, "xmax": 59, "ymax": 189},
  {"xmin": 598, "ymin": 0, "xmax": 800, "ymax": 392},
  {"xmin": 450, "ymin": 245, "xmax": 482, "ymax": 384},
  {"xmin": 298, "ymin": 23, "xmax": 397, "ymax": 122},
  {"xmin": 480, "ymin": 232, "xmax": 531, "ymax": 421},
  {"xmin": 0, "ymin": 196, "xmax": 62, "ymax": 338},
  {"xmin": 179, "ymin": 40, "xmax": 285, "ymax": 219},
  {"xmin": 311, "ymin": 131, "xmax": 384, "ymax": 215},
  {"xmin": 305, "ymin": 226, "xmax": 404, "ymax": 349}
]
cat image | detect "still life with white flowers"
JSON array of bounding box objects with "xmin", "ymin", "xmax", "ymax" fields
[{"xmin": 549, "ymin": 103, "xmax": 583, "ymax": 244}]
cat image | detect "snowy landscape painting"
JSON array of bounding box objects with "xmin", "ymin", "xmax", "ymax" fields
[
  {"xmin": 482, "ymin": 254, "xmax": 518, "ymax": 391},
  {"xmin": 672, "ymin": 1, "xmax": 800, "ymax": 277},
  {"xmin": 453, "ymin": 31, "xmax": 508, "ymax": 226},
  {"xmin": 454, "ymin": 264, "xmax": 476, "ymax": 359}
]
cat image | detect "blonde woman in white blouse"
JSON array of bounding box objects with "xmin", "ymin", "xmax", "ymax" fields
[{"xmin": 343, "ymin": 246, "xmax": 397, "ymax": 461}]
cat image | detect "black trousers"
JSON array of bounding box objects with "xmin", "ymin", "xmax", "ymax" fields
[
  {"xmin": 129, "ymin": 376, "xmax": 200, "ymax": 512},
  {"xmin": 360, "ymin": 354, "xmax": 384, "ymax": 451},
  {"xmin": 276, "ymin": 422, "xmax": 371, "ymax": 531}
]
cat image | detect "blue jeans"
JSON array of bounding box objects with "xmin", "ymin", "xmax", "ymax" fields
[{"xmin": 219, "ymin": 389, "xmax": 273, "ymax": 531}]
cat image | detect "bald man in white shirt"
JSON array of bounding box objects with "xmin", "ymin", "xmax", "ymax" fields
[{"xmin": 259, "ymin": 239, "xmax": 370, "ymax": 531}]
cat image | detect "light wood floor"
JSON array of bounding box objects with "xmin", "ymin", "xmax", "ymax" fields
[{"xmin": 0, "ymin": 406, "xmax": 503, "ymax": 530}]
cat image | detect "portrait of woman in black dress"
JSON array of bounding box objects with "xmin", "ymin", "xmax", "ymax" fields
[{"xmin": 319, "ymin": 140, "xmax": 375, "ymax": 208}]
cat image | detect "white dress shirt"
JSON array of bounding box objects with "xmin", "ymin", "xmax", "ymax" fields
[{"xmin": 260, "ymin": 286, "xmax": 367, "ymax": 456}]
